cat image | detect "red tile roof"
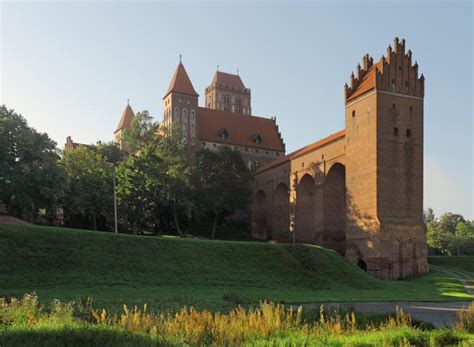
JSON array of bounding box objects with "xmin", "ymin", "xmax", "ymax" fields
[
  {"xmin": 211, "ymin": 71, "xmax": 246, "ymax": 89},
  {"xmin": 347, "ymin": 61, "xmax": 383, "ymax": 101},
  {"xmin": 254, "ymin": 130, "xmax": 346, "ymax": 174},
  {"xmin": 197, "ymin": 107, "xmax": 284, "ymax": 152},
  {"xmin": 114, "ymin": 103, "xmax": 135, "ymax": 133},
  {"xmin": 164, "ymin": 63, "xmax": 199, "ymax": 98}
]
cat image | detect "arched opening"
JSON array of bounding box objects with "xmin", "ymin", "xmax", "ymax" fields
[
  {"xmin": 251, "ymin": 190, "xmax": 268, "ymax": 239},
  {"xmin": 295, "ymin": 174, "xmax": 316, "ymax": 241},
  {"xmin": 323, "ymin": 163, "xmax": 346, "ymax": 255},
  {"xmin": 272, "ymin": 183, "xmax": 290, "ymax": 242},
  {"xmin": 357, "ymin": 259, "xmax": 367, "ymax": 272}
]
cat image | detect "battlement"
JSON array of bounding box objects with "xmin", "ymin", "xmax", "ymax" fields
[{"xmin": 345, "ymin": 38, "xmax": 424, "ymax": 102}]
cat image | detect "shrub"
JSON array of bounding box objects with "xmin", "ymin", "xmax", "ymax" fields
[{"xmin": 455, "ymin": 302, "xmax": 474, "ymax": 333}]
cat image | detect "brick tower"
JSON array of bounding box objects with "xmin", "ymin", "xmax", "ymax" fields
[
  {"xmin": 344, "ymin": 38, "xmax": 428, "ymax": 279},
  {"xmin": 204, "ymin": 70, "xmax": 252, "ymax": 115},
  {"xmin": 162, "ymin": 58, "xmax": 199, "ymax": 151}
]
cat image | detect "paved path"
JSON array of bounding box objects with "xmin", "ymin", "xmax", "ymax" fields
[
  {"xmin": 311, "ymin": 301, "xmax": 472, "ymax": 328},
  {"xmin": 301, "ymin": 266, "xmax": 473, "ymax": 328}
]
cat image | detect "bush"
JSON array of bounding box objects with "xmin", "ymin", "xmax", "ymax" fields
[{"xmin": 455, "ymin": 302, "xmax": 474, "ymax": 333}]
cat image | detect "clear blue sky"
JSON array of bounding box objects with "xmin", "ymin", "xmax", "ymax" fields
[{"xmin": 1, "ymin": 1, "xmax": 472, "ymax": 219}]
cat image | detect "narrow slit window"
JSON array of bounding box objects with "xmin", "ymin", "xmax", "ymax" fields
[
  {"xmin": 406, "ymin": 129, "xmax": 412, "ymax": 137},
  {"xmin": 394, "ymin": 127, "xmax": 399, "ymax": 136},
  {"xmin": 352, "ymin": 110, "xmax": 356, "ymax": 117},
  {"xmin": 392, "ymin": 103, "xmax": 396, "ymax": 109}
]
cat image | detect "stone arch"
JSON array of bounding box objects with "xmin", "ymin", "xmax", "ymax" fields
[
  {"xmin": 272, "ymin": 182, "xmax": 290, "ymax": 242},
  {"xmin": 357, "ymin": 259, "xmax": 368, "ymax": 272},
  {"xmin": 323, "ymin": 163, "xmax": 346, "ymax": 255},
  {"xmin": 295, "ymin": 174, "xmax": 316, "ymax": 241},
  {"xmin": 251, "ymin": 189, "xmax": 268, "ymax": 240}
]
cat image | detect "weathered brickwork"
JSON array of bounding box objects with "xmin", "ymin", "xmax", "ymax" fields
[{"xmin": 251, "ymin": 38, "xmax": 428, "ymax": 280}]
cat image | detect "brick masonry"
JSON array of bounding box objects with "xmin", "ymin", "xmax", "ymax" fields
[{"xmin": 251, "ymin": 38, "xmax": 428, "ymax": 280}]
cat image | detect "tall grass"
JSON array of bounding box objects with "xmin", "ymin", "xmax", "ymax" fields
[{"xmin": 1, "ymin": 293, "xmax": 473, "ymax": 346}]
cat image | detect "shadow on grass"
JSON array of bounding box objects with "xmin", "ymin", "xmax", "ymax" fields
[{"xmin": 0, "ymin": 326, "xmax": 174, "ymax": 347}]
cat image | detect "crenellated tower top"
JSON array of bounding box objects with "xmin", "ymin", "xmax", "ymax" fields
[{"xmin": 344, "ymin": 37, "xmax": 424, "ymax": 103}]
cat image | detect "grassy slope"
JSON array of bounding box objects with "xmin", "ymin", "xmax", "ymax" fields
[
  {"xmin": 428, "ymin": 256, "xmax": 474, "ymax": 277},
  {"xmin": 0, "ymin": 223, "xmax": 470, "ymax": 308}
]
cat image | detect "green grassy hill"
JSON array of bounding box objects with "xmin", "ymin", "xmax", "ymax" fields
[
  {"xmin": 428, "ymin": 256, "xmax": 474, "ymax": 276},
  {"xmin": 0, "ymin": 223, "xmax": 470, "ymax": 308}
]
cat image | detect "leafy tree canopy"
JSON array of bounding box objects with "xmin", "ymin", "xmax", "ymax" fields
[
  {"xmin": 194, "ymin": 146, "xmax": 253, "ymax": 239},
  {"xmin": 0, "ymin": 105, "xmax": 66, "ymax": 221},
  {"xmin": 60, "ymin": 146, "xmax": 113, "ymax": 230}
]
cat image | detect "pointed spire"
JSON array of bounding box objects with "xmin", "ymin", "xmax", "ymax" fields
[
  {"xmin": 179, "ymin": 54, "xmax": 182, "ymax": 63},
  {"xmin": 164, "ymin": 62, "xmax": 199, "ymax": 99},
  {"xmin": 115, "ymin": 101, "xmax": 135, "ymax": 134},
  {"xmin": 237, "ymin": 68, "xmax": 239, "ymax": 76}
]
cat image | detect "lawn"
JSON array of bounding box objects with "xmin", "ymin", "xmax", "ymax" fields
[
  {"xmin": 429, "ymin": 256, "xmax": 474, "ymax": 277},
  {"xmin": 0, "ymin": 223, "xmax": 471, "ymax": 312}
]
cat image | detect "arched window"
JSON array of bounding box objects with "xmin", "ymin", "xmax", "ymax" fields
[
  {"xmin": 174, "ymin": 108, "xmax": 179, "ymax": 120},
  {"xmin": 190, "ymin": 110, "xmax": 195, "ymax": 119}
]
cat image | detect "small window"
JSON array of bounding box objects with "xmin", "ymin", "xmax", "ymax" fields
[
  {"xmin": 352, "ymin": 110, "xmax": 356, "ymax": 117},
  {"xmin": 392, "ymin": 103, "xmax": 396, "ymax": 109},
  {"xmin": 322, "ymin": 154, "xmax": 324, "ymax": 160},
  {"xmin": 302, "ymin": 162, "xmax": 304, "ymax": 168},
  {"xmin": 409, "ymin": 106, "xmax": 413, "ymax": 113},
  {"xmin": 224, "ymin": 95, "xmax": 230, "ymax": 104},
  {"xmin": 405, "ymin": 81, "xmax": 408, "ymax": 87},
  {"xmin": 391, "ymin": 79, "xmax": 395, "ymax": 85},
  {"xmin": 394, "ymin": 127, "xmax": 399, "ymax": 136},
  {"xmin": 398, "ymin": 66, "xmax": 402, "ymax": 71},
  {"xmin": 406, "ymin": 129, "xmax": 412, "ymax": 137},
  {"xmin": 236, "ymin": 97, "xmax": 241, "ymax": 106},
  {"xmin": 224, "ymin": 105, "xmax": 230, "ymax": 112},
  {"xmin": 236, "ymin": 107, "xmax": 241, "ymax": 114},
  {"xmin": 253, "ymin": 133, "xmax": 262, "ymax": 145}
]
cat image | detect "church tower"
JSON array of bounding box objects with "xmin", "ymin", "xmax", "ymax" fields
[
  {"xmin": 114, "ymin": 100, "xmax": 135, "ymax": 149},
  {"xmin": 205, "ymin": 71, "xmax": 251, "ymax": 115},
  {"xmin": 163, "ymin": 58, "xmax": 199, "ymax": 150},
  {"xmin": 344, "ymin": 38, "xmax": 427, "ymax": 279}
]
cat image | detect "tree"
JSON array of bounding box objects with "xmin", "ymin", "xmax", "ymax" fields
[
  {"xmin": 95, "ymin": 141, "xmax": 125, "ymax": 165},
  {"xmin": 424, "ymin": 208, "xmax": 435, "ymax": 226},
  {"xmin": 116, "ymin": 126, "xmax": 193, "ymax": 236},
  {"xmin": 157, "ymin": 128, "xmax": 194, "ymax": 237},
  {"xmin": 437, "ymin": 212, "xmax": 465, "ymax": 233},
  {"xmin": 452, "ymin": 222, "xmax": 474, "ymax": 256},
  {"xmin": 116, "ymin": 141, "xmax": 166, "ymax": 234},
  {"xmin": 60, "ymin": 146, "xmax": 113, "ymax": 230},
  {"xmin": 0, "ymin": 105, "xmax": 66, "ymax": 222},
  {"xmin": 427, "ymin": 224, "xmax": 453, "ymax": 255},
  {"xmin": 120, "ymin": 111, "xmax": 156, "ymax": 153},
  {"xmin": 194, "ymin": 146, "xmax": 253, "ymax": 239}
]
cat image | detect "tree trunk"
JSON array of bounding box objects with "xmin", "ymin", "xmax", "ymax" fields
[
  {"xmin": 211, "ymin": 214, "xmax": 218, "ymax": 239},
  {"xmin": 92, "ymin": 213, "xmax": 97, "ymax": 231},
  {"xmin": 173, "ymin": 208, "xmax": 184, "ymax": 237}
]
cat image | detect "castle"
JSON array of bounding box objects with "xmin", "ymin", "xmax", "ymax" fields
[
  {"xmin": 112, "ymin": 60, "xmax": 286, "ymax": 170},
  {"xmin": 66, "ymin": 38, "xmax": 428, "ymax": 280},
  {"xmin": 250, "ymin": 38, "xmax": 428, "ymax": 279}
]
